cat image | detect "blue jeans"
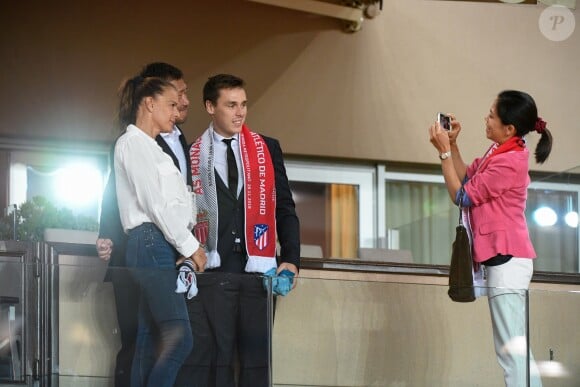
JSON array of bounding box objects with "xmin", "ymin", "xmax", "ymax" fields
[{"xmin": 126, "ymin": 223, "xmax": 193, "ymax": 387}]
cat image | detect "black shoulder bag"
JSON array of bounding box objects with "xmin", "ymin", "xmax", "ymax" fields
[{"xmin": 448, "ymin": 195, "xmax": 476, "ymax": 302}]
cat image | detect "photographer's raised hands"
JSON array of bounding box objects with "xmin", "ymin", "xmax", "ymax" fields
[
  {"xmin": 447, "ymin": 114, "xmax": 462, "ymax": 145},
  {"xmin": 429, "ymin": 121, "xmax": 451, "ymax": 155},
  {"xmin": 428, "ymin": 115, "xmax": 464, "ymax": 201}
]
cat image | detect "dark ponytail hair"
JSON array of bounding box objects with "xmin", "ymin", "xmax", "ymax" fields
[
  {"xmin": 117, "ymin": 76, "xmax": 173, "ymax": 132},
  {"xmin": 495, "ymin": 90, "xmax": 553, "ymax": 164}
]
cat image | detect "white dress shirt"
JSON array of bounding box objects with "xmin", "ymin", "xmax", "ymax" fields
[
  {"xmin": 115, "ymin": 124, "xmax": 199, "ymax": 257},
  {"xmin": 213, "ymin": 131, "xmax": 243, "ymax": 197},
  {"xmin": 160, "ymin": 126, "xmax": 188, "ymax": 183}
]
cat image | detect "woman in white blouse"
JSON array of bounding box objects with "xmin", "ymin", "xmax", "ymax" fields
[{"xmin": 114, "ymin": 75, "xmax": 206, "ymax": 387}]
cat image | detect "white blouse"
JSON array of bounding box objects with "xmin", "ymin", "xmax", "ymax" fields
[{"xmin": 115, "ymin": 124, "xmax": 199, "ymax": 258}]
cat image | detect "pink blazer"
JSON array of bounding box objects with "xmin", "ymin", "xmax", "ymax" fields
[{"xmin": 464, "ymin": 148, "xmax": 536, "ymax": 263}]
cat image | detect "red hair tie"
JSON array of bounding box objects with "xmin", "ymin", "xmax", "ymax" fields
[{"xmin": 535, "ymin": 117, "xmax": 547, "ymax": 134}]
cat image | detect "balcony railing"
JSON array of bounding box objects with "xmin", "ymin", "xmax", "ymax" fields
[{"xmin": 1, "ymin": 239, "xmax": 578, "ymax": 386}]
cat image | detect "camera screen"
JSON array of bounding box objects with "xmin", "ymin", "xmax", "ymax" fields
[{"xmin": 438, "ymin": 114, "xmax": 451, "ymax": 130}]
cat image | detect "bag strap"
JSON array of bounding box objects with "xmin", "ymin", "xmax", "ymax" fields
[{"xmin": 457, "ymin": 186, "xmax": 465, "ymax": 226}]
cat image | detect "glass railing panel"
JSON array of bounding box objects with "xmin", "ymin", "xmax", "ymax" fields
[
  {"xmin": 272, "ymin": 276, "xmax": 579, "ymax": 387},
  {"xmin": 0, "ymin": 243, "xmax": 38, "ymax": 386},
  {"xmin": 0, "ymin": 259, "xmax": 26, "ymax": 384},
  {"xmin": 51, "ymin": 263, "xmax": 274, "ymax": 387},
  {"xmin": 528, "ymin": 286, "xmax": 580, "ymax": 385},
  {"xmin": 2, "ymin": 242, "xmax": 579, "ymax": 386},
  {"xmin": 52, "ymin": 258, "xmax": 119, "ymax": 386}
]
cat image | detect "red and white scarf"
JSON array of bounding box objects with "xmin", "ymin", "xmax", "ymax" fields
[
  {"xmin": 477, "ymin": 136, "xmax": 526, "ymax": 172},
  {"xmin": 190, "ymin": 124, "xmax": 277, "ymax": 273}
]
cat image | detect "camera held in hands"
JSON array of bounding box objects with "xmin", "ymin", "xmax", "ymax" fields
[{"xmin": 438, "ymin": 113, "xmax": 451, "ymax": 131}]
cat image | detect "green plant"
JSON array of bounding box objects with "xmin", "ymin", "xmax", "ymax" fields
[{"xmin": 0, "ymin": 196, "xmax": 98, "ymax": 241}]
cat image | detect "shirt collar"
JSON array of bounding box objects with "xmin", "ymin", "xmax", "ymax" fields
[
  {"xmin": 160, "ymin": 125, "xmax": 181, "ymax": 139},
  {"xmin": 212, "ymin": 129, "xmax": 239, "ymax": 143}
]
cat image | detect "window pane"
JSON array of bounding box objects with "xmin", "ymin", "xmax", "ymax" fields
[
  {"xmin": 286, "ymin": 160, "xmax": 374, "ymax": 259},
  {"xmin": 9, "ymin": 150, "xmax": 107, "ymax": 220},
  {"xmin": 385, "ymin": 178, "xmax": 580, "ymax": 273},
  {"xmin": 385, "ymin": 180, "xmax": 455, "ymax": 265},
  {"xmin": 291, "ymin": 181, "xmax": 327, "ymax": 258},
  {"xmin": 527, "ymin": 189, "xmax": 579, "ymax": 273},
  {"xmin": 290, "ymin": 181, "xmax": 359, "ymax": 259}
]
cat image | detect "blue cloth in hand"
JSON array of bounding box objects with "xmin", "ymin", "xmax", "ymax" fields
[
  {"xmin": 263, "ymin": 268, "xmax": 295, "ymax": 296},
  {"xmin": 175, "ymin": 259, "xmax": 198, "ymax": 299}
]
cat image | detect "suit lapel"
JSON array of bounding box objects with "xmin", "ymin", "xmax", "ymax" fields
[
  {"xmin": 155, "ymin": 135, "xmax": 180, "ymax": 170},
  {"xmin": 178, "ymin": 131, "xmax": 192, "ymax": 186}
]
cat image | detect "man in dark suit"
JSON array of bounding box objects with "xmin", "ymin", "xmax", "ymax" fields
[
  {"xmin": 96, "ymin": 62, "xmax": 191, "ymax": 387},
  {"xmin": 175, "ymin": 74, "xmax": 300, "ymax": 387}
]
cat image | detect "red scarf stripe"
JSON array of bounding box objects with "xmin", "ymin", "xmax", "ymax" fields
[
  {"xmin": 478, "ymin": 136, "xmax": 525, "ymax": 171},
  {"xmin": 239, "ymin": 126, "xmax": 277, "ymax": 267}
]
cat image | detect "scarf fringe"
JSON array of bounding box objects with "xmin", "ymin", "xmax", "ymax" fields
[
  {"xmin": 205, "ymin": 250, "xmax": 221, "ymax": 270},
  {"xmin": 245, "ymin": 256, "xmax": 277, "ymax": 273}
]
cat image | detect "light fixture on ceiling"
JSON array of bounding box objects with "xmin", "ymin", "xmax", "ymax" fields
[
  {"xmin": 447, "ymin": 1, "xmax": 576, "ymax": 9},
  {"xmin": 247, "ymin": 0, "xmax": 384, "ymax": 32},
  {"xmin": 537, "ymin": 0, "xmax": 576, "ymax": 9}
]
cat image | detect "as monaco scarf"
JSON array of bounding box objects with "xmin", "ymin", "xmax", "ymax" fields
[{"xmin": 189, "ymin": 124, "xmax": 277, "ymax": 273}]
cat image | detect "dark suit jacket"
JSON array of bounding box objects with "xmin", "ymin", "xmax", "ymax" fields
[
  {"xmin": 98, "ymin": 130, "xmax": 190, "ymax": 272},
  {"xmin": 195, "ymin": 134, "xmax": 301, "ymax": 271},
  {"xmin": 156, "ymin": 133, "xmax": 192, "ymax": 187},
  {"xmin": 264, "ymin": 135, "xmax": 301, "ymax": 269}
]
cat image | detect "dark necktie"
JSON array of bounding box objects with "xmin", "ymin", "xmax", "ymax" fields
[{"xmin": 223, "ymin": 138, "xmax": 238, "ymax": 197}]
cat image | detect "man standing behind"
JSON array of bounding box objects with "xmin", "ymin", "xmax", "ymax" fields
[
  {"xmin": 176, "ymin": 74, "xmax": 300, "ymax": 387},
  {"xmin": 96, "ymin": 62, "xmax": 191, "ymax": 387}
]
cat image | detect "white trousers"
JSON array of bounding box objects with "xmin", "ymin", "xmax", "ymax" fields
[{"xmin": 487, "ymin": 258, "xmax": 542, "ymax": 387}]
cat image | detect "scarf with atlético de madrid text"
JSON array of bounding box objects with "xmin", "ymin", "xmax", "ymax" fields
[{"xmin": 189, "ymin": 123, "xmax": 277, "ymax": 273}]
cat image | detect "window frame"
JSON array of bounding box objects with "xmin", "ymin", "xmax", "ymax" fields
[
  {"xmin": 285, "ymin": 159, "xmax": 377, "ymax": 249},
  {"xmin": 288, "ymin": 158, "xmax": 580, "ymax": 275}
]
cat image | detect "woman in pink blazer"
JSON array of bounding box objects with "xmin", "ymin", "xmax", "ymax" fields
[{"xmin": 429, "ymin": 90, "xmax": 553, "ymax": 387}]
